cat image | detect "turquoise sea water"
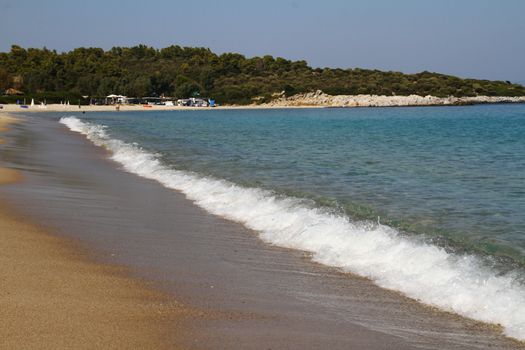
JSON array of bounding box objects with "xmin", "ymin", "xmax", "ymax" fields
[
  {"xmin": 61, "ymin": 104, "xmax": 525, "ymax": 339},
  {"xmin": 75, "ymin": 105, "xmax": 525, "ymax": 265}
]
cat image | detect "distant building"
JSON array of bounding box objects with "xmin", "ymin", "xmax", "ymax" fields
[
  {"xmin": 141, "ymin": 97, "xmax": 163, "ymax": 105},
  {"xmin": 123, "ymin": 97, "xmax": 141, "ymax": 104}
]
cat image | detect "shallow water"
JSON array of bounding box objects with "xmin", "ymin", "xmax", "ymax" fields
[
  {"xmin": 72, "ymin": 105, "xmax": 525, "ymax": 262},
  {"xmin": 58, "ymin": 104, "xmax": 525, "ymax": 340}
]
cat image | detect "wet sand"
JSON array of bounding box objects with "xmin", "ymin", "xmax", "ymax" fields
[
  {"xmin": 0, "ymin": 115, "xmax": 21, "ymax": 184},
  {"xmin": 1, "ymin": 112, "xmax": 524, "ymax": 349},
  {"xmin": 0, "ymin": 114, "xmax": 187, "ymax": 349},
  {"xmin": 0, "ymin": 167, "xmax": 21, "ymax": 184},
  {"xmin": 0, "ymin": 114, "xmax": 18, "ymax": 131}
]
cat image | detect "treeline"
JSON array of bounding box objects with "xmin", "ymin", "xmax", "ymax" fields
[{"xmin": 1, "ymin": 44, "xmax": 524, "ymax": 104}]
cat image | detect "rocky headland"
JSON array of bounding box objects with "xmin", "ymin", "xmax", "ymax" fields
[{"xmin": 263, "ymin": 90, "xmax": 525, "ymax": 108}]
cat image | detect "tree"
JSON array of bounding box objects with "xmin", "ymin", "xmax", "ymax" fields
[
  {"xmin": 131, "ymin": 76, "xmax": 151, "ymax": 97},
  {"xmin": 0, "ymin": 67, "xmax": 9, "ymax": 91},
  {"xmin": 1, "ymin": 44, "xmax": 524, "ymax": 104}
]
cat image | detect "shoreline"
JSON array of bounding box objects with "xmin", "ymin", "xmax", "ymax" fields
[
  {"xmin": 0, "ymin": 103, "xmax": 321, "ymax": 113},
  {"xmin": 0, "ymin": 114, "xmax": 22, "ymax": 185},
  {"xmin": 1, "ymin": 93, "xmax": 525, "ymax": 113},
  {"xmin": 0, "ymin": 114, "xmax": 187, "ymax": 349},
  {"xmin": 2, "ymin": 112, "xmax": 524, "ymax": 349}
]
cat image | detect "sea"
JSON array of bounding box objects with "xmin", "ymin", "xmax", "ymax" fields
[{"xmin": 60, "ymin": 104, "xmax": 525, "ymax": 340}]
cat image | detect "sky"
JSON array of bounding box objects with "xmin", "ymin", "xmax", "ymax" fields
[{"xmin": 1, "ymin": 0, "xmax": 524, "ymax": 83}]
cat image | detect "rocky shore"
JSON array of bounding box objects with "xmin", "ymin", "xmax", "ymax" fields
[{"xmin": 263, "ymin": 90, "xmax": 525, "ymax": 108}]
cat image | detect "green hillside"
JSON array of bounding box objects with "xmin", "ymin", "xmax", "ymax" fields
[{"xmin": 1, "ymin": 44, "xmax": 524, "ymax": 104}]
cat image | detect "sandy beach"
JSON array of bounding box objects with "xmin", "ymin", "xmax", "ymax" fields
[
  {"xmin": 0, "ymin": 115, "xmax": 21, "ymax": 184},
  {"xmin": 1, "ymin": 92, "xmax": 525, "ymax": 114},
  {"xmin": 0, "ymin": 206, "xmax": 189, "ymax": 349},
  {"xmin": 0, "ymin": 114, "xmax": 188, "ymax": 349},
  {"xmin": 0, "ymin": 103, "xmax": 319, "ymax": 114}
]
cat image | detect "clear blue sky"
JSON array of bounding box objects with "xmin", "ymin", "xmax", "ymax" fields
[{"xmin": 1, "ymin": 0, "xmax": 524, "ymax": 83}]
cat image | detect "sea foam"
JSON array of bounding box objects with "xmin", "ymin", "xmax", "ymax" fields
[{"xmin": 60, "ymin": 116, "xmax": 525, "ymax": 340}]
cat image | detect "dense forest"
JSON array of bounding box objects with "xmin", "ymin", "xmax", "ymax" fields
[{"xmin": 1, "ymin": 44, "xmax": 524, "ymax": 104}]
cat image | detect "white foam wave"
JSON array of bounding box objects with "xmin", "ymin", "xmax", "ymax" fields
[{"xmin": 60, "ymin": 116, "xmax": 525, "ymax": 340}]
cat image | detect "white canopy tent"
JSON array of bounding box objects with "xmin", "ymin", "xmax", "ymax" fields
[{"xmin": 105, "ymin": 94, "xmax": 127, "ymax": 104}]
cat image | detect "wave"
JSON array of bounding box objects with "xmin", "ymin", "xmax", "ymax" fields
[{"xmin": 60, "ymin": 116, "xmax": 525, "ymax": 340}]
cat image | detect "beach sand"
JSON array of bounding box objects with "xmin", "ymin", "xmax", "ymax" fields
[
  {"xmin": 0, "ymin": 206, "xmax": 189, "ymax": 349},
  {"xmin": 0, "ymin": 114, "xmax": 18, "ymax": 131},
  {"xmin": 0, "ymin": 167, "xmax": 21, "ymax": 184},
  {"xmin": 0, "ymin": 115, "xmax": 21, "ymax": 184},
  {"xmin": 0, "ymin": 103, "xmax": 318, "ymax": 113},
  {"xmin": 0, "ymin": 114, "xmax": 187, "ymax": 349}
]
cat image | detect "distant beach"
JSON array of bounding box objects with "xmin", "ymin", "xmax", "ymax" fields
[
  {"xmin": 0, "ymin": 103, "xmax": 320, "ymax": 113},
  {"xmin": 1, "ymin": 93, "xmax": 525, "ymax": 114}
]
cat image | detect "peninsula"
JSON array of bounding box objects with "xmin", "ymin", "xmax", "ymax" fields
[{"xmin": 1, "ymin": 45, "xmax": 524, "ymax": 107}]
